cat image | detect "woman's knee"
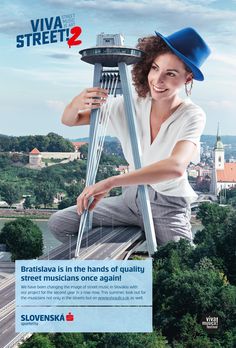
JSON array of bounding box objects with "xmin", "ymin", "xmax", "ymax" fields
[
  {"xmin": 47, "ymin": 206, "xmax": 79, "ymax": 243},
  {"xmin": 48, "ymin": 211, "xmax": 59, "ymax": 232},
  {"xmin": 153, "ymin": 217, "xmax": 193, "ymax": 246},
  {"xmin": 48, "ymin": 211, "xmax": 65, "ymax": 242}
]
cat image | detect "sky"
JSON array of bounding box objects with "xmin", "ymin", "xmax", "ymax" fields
[{"xmin": 0, "ymin": 0, "xmax": 236, "ymax": 140}]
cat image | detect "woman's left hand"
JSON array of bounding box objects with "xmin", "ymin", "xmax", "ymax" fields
[{"xmin": 77, "ymin": 177, "xmax": 115, "ymax": 215}]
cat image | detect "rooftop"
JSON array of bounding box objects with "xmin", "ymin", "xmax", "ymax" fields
[
  {"xmin": 217, "ymin": 163, "xmax": 236, "ymax": 182},
  {"xmin": 30, "ymin": 148, "xmax": 41, "ymax": 154}
]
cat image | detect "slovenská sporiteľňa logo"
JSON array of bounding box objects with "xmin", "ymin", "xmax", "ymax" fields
[{"xmin": 20, "ymin": 312, "xmax": 74, "ymax": 325}]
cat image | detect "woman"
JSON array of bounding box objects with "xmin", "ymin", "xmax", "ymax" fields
[{"xmin": 48, "ymin": 27, "xmax": 211, "ymax": 247}]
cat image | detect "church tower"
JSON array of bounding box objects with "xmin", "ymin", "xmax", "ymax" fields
[
  {"xmin": 214, "ymin": 122, "xmax": 224, "ymax": 170},
  {"xmin": 210, "ymin": 122, "xmax": 224, "ymax": 195}
]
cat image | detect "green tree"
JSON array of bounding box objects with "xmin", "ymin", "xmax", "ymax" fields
[
  {"xmin": 194, "ymin": 204, "xmax": 236, "ymax": 284},
  {"xmin": 172, "ymin": 335, "xmax": 218, "ymax": 348},
  {"xmin": 46, "ymin": 132, "xmax": 74, "ymax": 152},
  {"xmin": 58, "ymin": 197, "xmax": 75, "ymax": 209},
  {"xmin": 21, "ymin": 334, "xmax": 55, "ymax": 348},
  {"xmin": 65, "ymin": 182, "xmax": 84, "ymax": 198},
  {"xmin": 0, "ymin": 133, "xmax": 74, "ymax": 152},
  {"xmin": 100, "ymin": 153, "xmax": 127, "ymax": 166},
  {"xmin": 0, "ymin": 182, "xmax": 21, "ymax": 207},
  {"xmin": 52, "ymin": 333, "xmax": 84, "ymax": 348},
  {"xmin": 34, "ymin": 135, "xmax": 50, "ymax": 151},
  {"xmin": 37, "ymin": 167, "xmax": 65, "ymax": 188},
  {"xmin": 152, "ymin": 239, "xmax": 236, "ymax": 346},
  {"xmin": 103, "ymin": 138, "xmax": 126, "ymax": 159},
  {"xmin": 58, "ymin": 182, "xmax": 84, "ymax": 209},
  {"xmin": 228, "ymin": 196, "xmax": 236, "ymax": 208},
  {"xmin": 96, "ymin": 165, "xmax": 117, "ymax": 182},
  {"xmin": 225, "ymin": 187, "xmax": 236, "ymax": 202},
  {"xmin": 0, "ymin": 154, "xmax": 12, "ymax": 168},
  {"xmin": 196, "ymin": 202, "xmax": 231, "ymax": 229},
  {"xmin": 83, "ymin": 332, "xmax": 169, "ymax": 348},
  {"xmin": 23, "ymin": 196, "xmax": 33, "ymax": 209},
  {"xmin": 34, "ymin": 183, "xmax": 56, "ymax": 208},
  {"xmin": 0, "ymin": 134, "xmax": 12, "ymax": 151},
  {"xmin": 79, "ymin": 144, "xmax": 88, "ymax": 159},
  {"xmin": 0, "ymin": 217, "xmax": 43, "ymax": 261}
]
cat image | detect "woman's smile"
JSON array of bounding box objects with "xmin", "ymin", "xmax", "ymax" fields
[{"xmin": 152, "ymin": 85, "xmax": 168, "ymax": 93}]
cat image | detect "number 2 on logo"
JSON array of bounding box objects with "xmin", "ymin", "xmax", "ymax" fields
[{"xmin": 67, "ymin": 26, "xmax": 82, "ymax": 48}]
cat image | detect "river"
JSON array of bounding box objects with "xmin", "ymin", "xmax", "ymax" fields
[{"xmin": 0, "ymin": 217, "xmax": 203, "ymax": 252}]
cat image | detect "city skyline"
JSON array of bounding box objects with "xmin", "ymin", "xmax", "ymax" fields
[{"xmin": 1, "ymin": 0, "xmax": 236, "ymax": 139}]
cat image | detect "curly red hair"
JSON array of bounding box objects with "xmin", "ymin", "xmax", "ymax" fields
[{"xmin": 131, "ymin": 35, "xmax": 192, "ymax": 98}]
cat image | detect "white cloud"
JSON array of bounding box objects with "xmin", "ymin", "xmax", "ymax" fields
[
  {"xmin": 207, "ymin": 99, "xmax": 236, "ymax": 110},
  {"xmin": 33, "ymin": 47, "xmax": 80, "ymax": 61},
  {"xmin": 211, "ymin": 53, "xmax": 236, "ymax": 68},
  {"xmin": 43, "ymin": 0, "xmax": 236, "ymax": 26},
  {"xmin": 0, "ymin": 2, "xmax": 32, "ymax": 34},
  {"xmin": 5, "ymin": 65, "xmax": 93, "ymax": 88},
  {"xmin": 1, "ymin": 0, "xmax": 236, "ymax": 48},
  {"xmin": 46, "ymin": 99, "xmax": 65, "ymax": 112},
  {"xmin": 39, "ymin": 0, "xmax": 236, "ymax": 48}
]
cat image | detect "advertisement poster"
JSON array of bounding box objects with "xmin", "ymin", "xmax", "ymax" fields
[{"xmin": 0, "ymin": 1, "xmax": 236, "ymax": 347}]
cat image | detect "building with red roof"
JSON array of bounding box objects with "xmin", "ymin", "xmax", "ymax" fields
[
  {"xmin": 29, "ymin": 148, "xmax": 42, "ymax": 166},
  {"xmin": 211, "ymin": 124, "xmax": 236, "ymax": 195},
  {"xmin": 217, "ymin": 164, "xmax": 236, "ymax": 184},
  {"xmin": 71, "ymin": 141, "xmax": 87, "ymax": 152},
  {"xmin": 30, "ymin": 148, "xmax": 41, "ymax": 155}
]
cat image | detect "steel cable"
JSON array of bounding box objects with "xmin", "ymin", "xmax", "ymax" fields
[{"xmin": 75, "ymin": 72, "xmax": 119, "ymax": 258}]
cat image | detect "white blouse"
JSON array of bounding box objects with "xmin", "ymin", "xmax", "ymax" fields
[{"xmin": 105, "ymin": 94, "xmax": 206, "ymax": 204}]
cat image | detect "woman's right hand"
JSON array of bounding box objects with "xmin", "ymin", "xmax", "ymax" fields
[
  {"xmin": 62, "ymin": 87, "xmax": 109, "ymax": 126},
  {"xmin": 70, "ymin": 87, "xmax": 108, "ymax": 111}
]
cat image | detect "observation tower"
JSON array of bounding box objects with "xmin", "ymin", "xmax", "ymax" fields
[{"xmin": 75, "ymin": 33, "xmax": 157, "ymax": 258}]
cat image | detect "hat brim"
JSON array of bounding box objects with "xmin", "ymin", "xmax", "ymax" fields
[{"xmin": 155, "ymin": 31, "xmax": 204, "ymax": 81}]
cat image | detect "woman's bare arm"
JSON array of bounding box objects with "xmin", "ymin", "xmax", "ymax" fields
[
  {"xmin": 110, "ymin": 140, "xmax": 196, "ymax": 187},
  {"xmin": 77, "ymin": 140, "xmax": 197, "ymax": 213},
  {"xmin": 61, "ymin": 87, "xmax": 108, "ymax": 127}
]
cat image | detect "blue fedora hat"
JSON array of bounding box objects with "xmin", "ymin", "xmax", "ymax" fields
[{"xmin": 155, "ymin": 27, "xmax": 211, "ymax": 81}]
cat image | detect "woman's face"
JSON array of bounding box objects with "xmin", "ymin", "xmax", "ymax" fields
[{"xmin": 148, "ymin": 52, "xmax": 192, "ymax": 101}]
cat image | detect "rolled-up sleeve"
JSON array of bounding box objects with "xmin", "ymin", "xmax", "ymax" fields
[{"xmin": 177, "ymin": 110, "xmax": 206, "ymax": 164}]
